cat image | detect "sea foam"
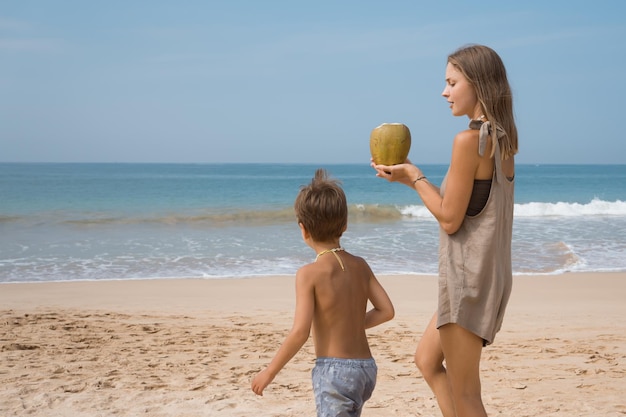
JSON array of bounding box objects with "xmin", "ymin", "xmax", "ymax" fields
[{"xmin": 514, "ymin": 198, "xmax": 626, "ymax": 217}]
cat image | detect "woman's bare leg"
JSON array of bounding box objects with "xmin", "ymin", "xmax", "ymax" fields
[
  {"xmin": 414, "ymin": 313, "xmax": 456, "ymax": 417},
  {"xmin": 439, "ymin": 323, "xmax": 487, "ymax": 417}
]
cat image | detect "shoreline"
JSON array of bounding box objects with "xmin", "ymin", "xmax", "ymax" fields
[
  {"xmin": 1, "ymin": 271, "xmax": 624, "ymax": 312},
  {"xmin": 2, "ymin": 272, "xmax": 625, "ymax": 416}
]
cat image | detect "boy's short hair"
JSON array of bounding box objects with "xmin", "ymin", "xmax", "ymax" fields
[{"xmin": 294, "ymin": 169, "xmax": 347, "ymax": 242}]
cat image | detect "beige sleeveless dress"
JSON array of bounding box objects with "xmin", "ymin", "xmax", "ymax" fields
[{"xmin": 437, "ymin": 120, "xmax": 514, "ymax": 345}]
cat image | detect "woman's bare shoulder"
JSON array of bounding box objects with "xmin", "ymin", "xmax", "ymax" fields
[
  {"xmin": 451, "ymin": 129, "xmax": 481, "ymax": 158},
  {"xmin": 453, "ymin": 128, "xmax": 480, "ymax": 145}
]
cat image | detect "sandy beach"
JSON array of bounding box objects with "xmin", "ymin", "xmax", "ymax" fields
[{"xmin": 1, "ymin": 273, "xmax": 625, "ymax": 416}]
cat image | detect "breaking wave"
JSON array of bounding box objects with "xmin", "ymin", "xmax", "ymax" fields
[
  {"xmin": 402, "ymin": 198, "xmax": 626, "ymax": 218},
  {"xmin": 2, "ymin": 199, "xmax": 625, "ymax": 228}
]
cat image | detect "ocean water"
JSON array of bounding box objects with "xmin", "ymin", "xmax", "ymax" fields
[{"xmin": 1, "ymin": 163, "xmax": 625, "ymax": 283}]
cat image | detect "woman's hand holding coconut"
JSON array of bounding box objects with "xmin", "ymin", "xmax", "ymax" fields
[{"xmin": 371, "ymin": 158, "xmax": 424, "ymax": 187}]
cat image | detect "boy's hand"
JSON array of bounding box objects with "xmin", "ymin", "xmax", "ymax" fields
[{"xmin": 251, "ymin": 369, "xmax": 274, "ymax": 396}]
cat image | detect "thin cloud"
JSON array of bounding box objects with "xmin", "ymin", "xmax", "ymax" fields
[
  {"xmin": 0, "ymin": 17, "xmax": 33, "ymax": 31},
  {"xmin": 0, "ymin": 17, "xmax": 62, "ymax": 53},
  {"xmin": 500, "ymin": 27, "xmax": 612, "ymax": 50},
  {"xmin": 0, "ymin": 37, "xmax": 61, "ymax": 52}
]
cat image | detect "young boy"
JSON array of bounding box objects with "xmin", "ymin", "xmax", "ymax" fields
[{"xmin": 251, "ymin": 168, "xmax": 395, "ymax": 417}]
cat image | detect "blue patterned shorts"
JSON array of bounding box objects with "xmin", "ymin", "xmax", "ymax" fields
[{"xmin": 311, "ymin": 357, "xmax": 377, "ymax": 417}]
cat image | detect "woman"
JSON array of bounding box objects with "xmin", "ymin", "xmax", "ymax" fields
[{"xmin": 372, "ymin": 44, "xmax": 518, "ymax": 417}]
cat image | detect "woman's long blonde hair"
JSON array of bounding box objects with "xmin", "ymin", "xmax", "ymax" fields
[{"xmin": 448, "ymin": 44, "xmax": 518, "ymax": 159}]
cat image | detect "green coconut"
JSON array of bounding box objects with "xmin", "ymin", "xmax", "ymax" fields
[{"xmin": 369, "ymin": 123, "xmax": 411, "ymax": 166}]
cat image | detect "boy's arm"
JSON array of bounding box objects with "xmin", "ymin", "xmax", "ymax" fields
[
  {"xmin": 364, "ymin": 271, "xmax": 394, "ymax": 329},
  {"xmin": 251, "ymin": 269, "xmax": 315, "ymax": 396}
]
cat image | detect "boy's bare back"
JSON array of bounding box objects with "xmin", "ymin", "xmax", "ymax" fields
[{"xmin": 297, "ymin": 249, "xmax": 394, "ymax": 359}]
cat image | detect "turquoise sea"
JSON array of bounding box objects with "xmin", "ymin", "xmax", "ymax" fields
[{"xmin": 1, "ymin": 163, "xmax": 625, "ymax": 283}]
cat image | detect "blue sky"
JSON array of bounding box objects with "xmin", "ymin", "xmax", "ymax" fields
[{"xmin": 1, "ymin": 1, "xmax": 625, "ymax": 164}]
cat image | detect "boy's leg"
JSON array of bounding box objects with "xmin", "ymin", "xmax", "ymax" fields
[
  {"xmin": 439, "ymin": 323, "xmax": 487, "ymax": 417},
  {"xmin": 414, "ymin": 313, "xmax": 456, "ymax": 417}
]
